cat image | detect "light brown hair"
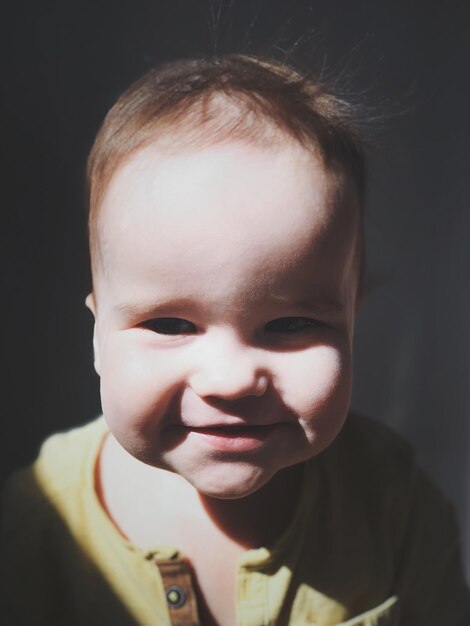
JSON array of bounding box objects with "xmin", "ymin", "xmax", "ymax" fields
[{"xmin": 87, "ymin": 53, "xmax": 366, "ymax": 287}]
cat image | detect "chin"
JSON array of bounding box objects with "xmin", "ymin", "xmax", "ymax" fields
[{"xmin": 187, "ymin": 465, "xmax": 274, "ymax": 500}]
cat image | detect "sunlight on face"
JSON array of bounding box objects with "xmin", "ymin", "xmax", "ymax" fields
[{"xmin": 88, "ymin": 138, "xmax": 360, "ymax": 499}]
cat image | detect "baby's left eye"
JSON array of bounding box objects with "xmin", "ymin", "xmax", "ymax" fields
[{"xmin": 265, "ymin": 317, "xmax": 322, "ymax": 333}]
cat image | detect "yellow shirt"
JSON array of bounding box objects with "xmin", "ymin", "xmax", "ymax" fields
[{"xmin": 1, "ymin": 415, "xmax": 469, "ymax": 626}]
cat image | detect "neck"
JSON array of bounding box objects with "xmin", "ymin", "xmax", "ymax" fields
[{"xmin": 196, "ymin": 463, "xmax": 304, "ymax": 548}]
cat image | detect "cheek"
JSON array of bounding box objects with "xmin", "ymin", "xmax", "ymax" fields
[
  {"xmin": 98, "ymin": 336, "xmax": 184, "ymax": 429},
  {"xmin": 279, "ymin": 343, "xmax": 352, "ymax": 428}
]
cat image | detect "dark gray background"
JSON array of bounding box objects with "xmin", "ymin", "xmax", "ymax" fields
[{"xmin": 1, "ymin": 0, "xmax": 469, "ymax": 579}]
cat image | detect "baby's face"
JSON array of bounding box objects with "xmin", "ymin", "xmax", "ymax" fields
[{"xmin": 89, "ymin": 137, "xmax": 360, "ymax": 498}]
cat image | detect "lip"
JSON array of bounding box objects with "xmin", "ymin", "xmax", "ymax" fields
[{"xmin": 185, "ymin": 423, "xmax": 282, "ymax": 452}]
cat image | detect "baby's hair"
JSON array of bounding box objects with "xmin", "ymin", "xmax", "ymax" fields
[{"xmin": 87, "ymin": 54, "xmax": 366, "ymax": 288}]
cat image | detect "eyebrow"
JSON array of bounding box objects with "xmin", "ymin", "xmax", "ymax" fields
[
  {"xmin": 114, "ymin": 298, "xmax": 195, "ymax": 316},
  {"xmin": 272, "ymin": 294, "xmax": 346, "ymax": 316}
]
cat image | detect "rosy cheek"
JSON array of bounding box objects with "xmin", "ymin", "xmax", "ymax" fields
[
  {"xmin": 310, "ymin": 346, "xmax": 348, "ymax": 403},
  {"xmin": 280, "ymin": 344, "xmax": 351, "ymax": 418},
  {"xmin": 99, "ymin": 339, "xmax": 152, "ymax": 420},
  {"xmin": 99, "ymin": 336, "xmax": 187, "ymax": 429}
]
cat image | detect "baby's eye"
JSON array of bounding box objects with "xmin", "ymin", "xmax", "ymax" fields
[
  {"xmin": 265, "ymin": 317, "xmax": 322, "ymax": 333},
  {"xmin": 141, "ymin": 317, "xmax": 197, "ymax": 335}
]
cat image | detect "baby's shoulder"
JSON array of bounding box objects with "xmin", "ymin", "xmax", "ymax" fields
[
  {"xmin": 317, "ymin": 413, "xmax": 429, "ymax": 518},
  {"xmin": 319, "ymin": 412, "xmax": 456, "ymax": 540},
  {"xmin": 333, "ymin": 412, "xmax": 415, "ymax": 476},
  {"xmin": 1, "ymin": 417, "xmax": 107, "ymax": 535}
]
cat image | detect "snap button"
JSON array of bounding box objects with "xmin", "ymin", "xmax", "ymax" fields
[{"xmin": 166, "ymin": 585, "xmax": 186, "ymax": 608}]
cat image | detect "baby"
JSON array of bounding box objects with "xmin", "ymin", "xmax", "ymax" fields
[{"xmin": 2, "ymin": 55, "xmax": 469, "ymax": 626}]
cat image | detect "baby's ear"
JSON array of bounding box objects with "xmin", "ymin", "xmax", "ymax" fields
[
  {"xmin": 85, "ymin": 293, "xmax": 96, "ymax": 315},
  {"xmin": 85, "ymin": 293, "xmax": 101, "ymax": 376}
]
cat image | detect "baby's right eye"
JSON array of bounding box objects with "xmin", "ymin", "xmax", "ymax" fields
[{"xmin": 140, "ymin": 317, "xmax": 197, "ymax": 335}]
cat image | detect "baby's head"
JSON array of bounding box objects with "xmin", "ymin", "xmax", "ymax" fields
[{"xmin": 86, "ymin": 55, "xmax": 365, "ymax": 498}]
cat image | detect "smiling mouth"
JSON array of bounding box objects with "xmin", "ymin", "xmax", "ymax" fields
[
  {"xmin": 178, "ymin": 422, "xmax": 287, "ymax": 452},
  {"xmin": 188, "ymin": 424, "xmax": 278, "ymax": 436}
]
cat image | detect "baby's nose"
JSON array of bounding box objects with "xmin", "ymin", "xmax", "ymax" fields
[{"xmin": 188, "ymin": 335, "xmax": 269, "ymax": 400}]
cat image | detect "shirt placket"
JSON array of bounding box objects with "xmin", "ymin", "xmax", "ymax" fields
[{"xmin": 157, "ymin": 558, "xmax": 201, "ymax": 626}]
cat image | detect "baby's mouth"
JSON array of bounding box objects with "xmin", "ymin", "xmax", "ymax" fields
[
  {"xmin": 178, "ymin": 422, "xmax": 286, "ymax": 452},
  {"xmin": 187, "ymin": 424, "xmax": 278, "ymax": 437}
]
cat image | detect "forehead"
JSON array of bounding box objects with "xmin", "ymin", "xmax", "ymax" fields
[
  {"xmin": 95, "ymin": 138, "xmax": 359, "ymax": 305},
  {"xmin": 99, "ymin": 137, "xmax": 356, "ymax": 233}
]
